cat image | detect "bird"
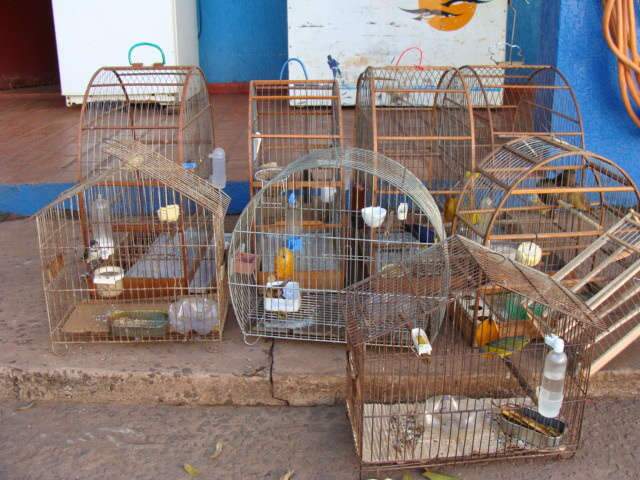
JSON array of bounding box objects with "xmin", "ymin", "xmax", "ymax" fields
[
  {"xmin": 399, "ymin": 7, "xmax": 460, "ymax": 21},
  {"xmin": 536, "ymin": 170, "xmax": 588, "ymax": 211},
  {"xmin": 442, "ymin": 0, "xmax": 492, "ymax": 6},
  {"xmin": 83, "ymin": 239, "xmax": 101, "ymax": 264},
  {"xmin": 481, "ymin": 335, "xmax": 530, "ymax": 359}
]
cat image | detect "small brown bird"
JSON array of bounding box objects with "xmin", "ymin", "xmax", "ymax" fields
[{"xmin": 537, "ymin": 170, "xmax": 588, "ymax": 211}]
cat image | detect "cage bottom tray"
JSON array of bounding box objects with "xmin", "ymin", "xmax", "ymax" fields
[
  {"xmin": 59, "ymin": 302, "xmax": 220, "ymax": 342},
  {"xmin": 248, "ymin": 290, "xmax": 345, "ymax": 341},
  {"xmin": 361, "ymin": 397, "xmax": 539, "ymax": 464}
]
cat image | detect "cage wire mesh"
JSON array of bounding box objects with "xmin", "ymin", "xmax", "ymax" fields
[
  {"xmin": 228, "ymin": 147, "xmax": 445, "ymax": 343},
  {"xmin": 553, "ymin": 210, "xmax": 640, "ymax": 374},
  {"xmin": 459, "ymin": 64, "xmax": 585, "ymax": 149},
  {"xmin": 36, "ymin": 140, "xmax": 230, "ymax": 347},
  {"xmin": 249, "ymin": 79, "xmax": 343, "ymax": 196},
  {"xmin": 453, "ymin": 136, "xmax": 640, "ymax": 274},
  {"xmin": 345, "ymin": 235, "xmax": 604, "ymax": 475},
  {"xmin": 354, "ymin": 66, "xmax": 490, "ymax": 210},
  {"xmin": 79, "ymin": 65, "xmax": 214, "ymax": 180}
]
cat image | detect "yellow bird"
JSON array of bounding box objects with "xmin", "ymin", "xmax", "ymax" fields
[{"xmin": 274, "ymin": 247, "xmax": 295, "ymax": 281}]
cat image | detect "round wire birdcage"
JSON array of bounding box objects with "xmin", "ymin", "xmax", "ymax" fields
[
  {"xmin": 453, "ymin": 136, "xmax": 640, "ymax": 274},
  {"xmin": 78, "ymin": 65, "xmax": 214, "ymax": 179},
  {"xmin": 228, "ymin": 147, "xmax": 445, "ymax": 343},
  {"xmin": 459, "ymin": 64, "xmax": 585, "ymax": 149}
]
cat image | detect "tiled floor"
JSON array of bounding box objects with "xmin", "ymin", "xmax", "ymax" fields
[{"xmin": 0, "ymin": 89, "xmax": 355, "ymax": 185}]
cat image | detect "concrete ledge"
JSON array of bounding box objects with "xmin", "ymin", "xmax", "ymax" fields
[
  {"xmin": 0, "ymin": 365, "xmax": 281, "ymax": 406},
  {"xmin": 1, "ymin": 219, "xmax": 639, "ymax": 407}
]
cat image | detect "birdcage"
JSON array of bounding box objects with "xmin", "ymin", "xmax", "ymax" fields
[
  {"xmin": 345, "ymin": 235, "xmax": 604, "ymax": 477},
  {"xmin": 452, "ymin": 136, "xmax": 640, "ymax": 274},
  {"xmin": 354, "ymin": 66, "xmax": 492, "ymax": 209},
  {"xmin": 79, "ymin": 61, "xmax": 214, "ymax": 179},
  {"xmin": 459, "ymin": 64, "xmax": 585, "ymax": 149},
  {"xmin": 36, "ymin": 140, "xmax": 230, "ymax": 348},
  {"xmin": 228, "ymin": 147, "xmax": 445, "ymax": 343},
  {"xmin": 553, "ymin": 210, "xmax": 640, "ymax": 374},
  {"xmin": 249, "ymin": 79, "xmax": 343, "ymax": 196}
]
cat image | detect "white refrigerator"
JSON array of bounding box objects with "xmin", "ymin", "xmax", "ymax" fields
[{"xmin": 52, "ymin": 0, "xmax": 199, "ymax": 105}]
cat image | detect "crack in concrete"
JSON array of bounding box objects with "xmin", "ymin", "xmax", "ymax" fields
[{"xmin": 268, "ymin": 340, "xmax": 289, "ymax": 406}]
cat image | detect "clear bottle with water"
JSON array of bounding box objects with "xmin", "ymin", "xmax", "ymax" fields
[
  {"xmin": 209, "ymin": 147, "xmax": 226, "ymax": 188},
  {"xmin": 538, "ymin": 335, "xmax": 567, "ymax": 418}
]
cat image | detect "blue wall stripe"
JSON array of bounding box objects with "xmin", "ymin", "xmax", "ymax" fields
[
  {"xmin": 0, "ymin": 181, "xmax": 250, "ymax": 217},
  {"xmin": 198, "ymin": 0, "xmax": 288, "ymax": 83}
]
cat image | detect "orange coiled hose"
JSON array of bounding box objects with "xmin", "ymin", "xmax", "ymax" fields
[{"xmin": 603, "ymin": 0, "xmax": 640, "ymax": 127}]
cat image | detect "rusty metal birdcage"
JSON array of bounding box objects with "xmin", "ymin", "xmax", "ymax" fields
[
  {"xmin": 553, "ymin": 210, "xmax": 640, "ymax": 374},
  {"xmin": 354, "ymin": 66, "xmax": 492, "ymax": 209},
  {"xmin": 345, "ymin": 235, "xmax": 604, "ymax": 477},
  {"xmin": 248, "ymin": 79, "xmax": 343, "ymax": 196},
  {"xmin": 228, "ymin": 147, "xmax": 445, "ymax": 343},
  {"xmin": 79, "ymin": 55, "xmax": 214, "ymax": 180},
  {"xmin": 36, "ymin": 140, "xmax": 230, "ymax": 348},
  {"xmin": 452, "ymin": 136, "xmax": 640, "ymax": 274},
  {"xmin": 459, "ymin": 64, "xmax": 585, "ymax": 149}
]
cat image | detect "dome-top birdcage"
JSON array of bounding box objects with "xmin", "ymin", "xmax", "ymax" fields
[
  {"xmin": 228, "ymin": 147, "xmax": 445, "ymax": 343},
  {"xmin": 452, "ymin": 136, "xmax": 640, "ymax": 274},
  {"xmin": 36, "ymin": 140, "xmax": 230, "ymax": 348},
  {"xmin": 79, "ymin": 63, "xmax": 214, "ymax": 179},
  {"xmin": 460, "ymin": 64, "xmax": 585, "ymax": 148},
  {"xmin": 355, "ymin": 66, "xmax": 492, "ymax": 208}
]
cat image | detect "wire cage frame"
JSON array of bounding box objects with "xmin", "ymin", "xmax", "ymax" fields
[
  {"xmin": 228, "ymin": 147, "xmax": 445, "ymax": 343},
  {"xmin": 459, "ymin": 64, "xmax": 585, "ymax": 149},
  {"xmin": 354, "ymin": 66, "xmax": 494, "ymax": 209},
  {"xmin": 79, "ymin": 65, "xmax": 214, "ymax": 180},
  {"xmin": 553, "ymin": 210, "xmax": 640, "ymax": 375},
  {"xmin": 36, "ymin": 140, "xmax": 231, "ymax": 348},
  {"xmin": 248, "ymin": 79, "xmax": 344, "ymax": 196},
  {"xmin": 344, "ymin": 235, "xmax": 604, "ymax": 476},
  {"xmin": 452, "ymin": 136, "xmax": 640, "ymax": 274}
]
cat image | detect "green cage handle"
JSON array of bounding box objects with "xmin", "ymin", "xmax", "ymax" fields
[{"xmin": 128, "ymin": 42, "xmax": 166, "ymax": 66}]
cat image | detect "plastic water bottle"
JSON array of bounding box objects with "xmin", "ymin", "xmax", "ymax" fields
[
  {"xmin": 285, "ymin": 192, "xmax": 303, "ymax": 252},
  {"xmin": 209, "ymin": 147, "xmax": 226, "ymax": 188},
  {"xmin": 538, "ymin": 334, "xmax": 567, "ymax": 418},
  {"xmin": 90, "ymin": 194, "xmax": 114, "ymax": 259}
]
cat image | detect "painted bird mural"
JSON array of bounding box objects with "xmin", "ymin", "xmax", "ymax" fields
[
  {"xmin": 400, "ymin": 7, "xmax": 461, "ymax": 21},
  {"xmin": 400, "ymin": 0, "xmax": 495, "ymax": 31}
]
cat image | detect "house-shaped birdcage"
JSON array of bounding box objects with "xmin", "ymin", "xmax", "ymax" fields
[
  {"xmin": 452, "ymin": 136, "xmax": 640, "ymax": 274},
  {"xmin": 249, "ymin": 79, "xmax": 343, "ymax": 196},
  {"xmin": 36, "ymin": 140, "xmax": 230, "ymax": 348},
  {"xmin": 354, "ymin": 66, "xmax": 493, "ymax": 209},
  {"xmin": 345, "ymin": 236, "xmax": 603, "ymax": 477},
  {"xmin": 79, "ymin": 63, "xmax": 214, "ymax": 179},
  {"xmin": 228, "ymin": 147, "xmax": 445, "ymax": 343},
  {"xmin": 459, "ymin": 64, "xmax": 585, "ymax": 149}
]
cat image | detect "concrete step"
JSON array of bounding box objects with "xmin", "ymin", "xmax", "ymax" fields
[{"xmin": 1, "ymin": 219, "xmax": 639, "ymax": 406}]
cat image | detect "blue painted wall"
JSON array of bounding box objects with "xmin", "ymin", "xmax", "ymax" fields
[
  {"xmin": 555, "ymin": 1, "xmax": 640, "ymax": 180},
  {"xmin": 514, "ymin": 0, "xmax": 640, "ymax": 180},
  {"xmin": 197, "ymin": 0, "xmax": 288, "ymax": 82}
]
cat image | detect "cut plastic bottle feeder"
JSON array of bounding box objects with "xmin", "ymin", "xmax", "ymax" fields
[
  {"xmin": 361, "ymin": 206, "xmax": 387, "ymax": 228},
  {"xmin": 516, "ymin": 241, "xmax": 543, "ymax": 267},
  {"xmin": 93, "ymin": 266, "xmax": 125, "ymax": 298},
  {"xmin": 157, "ymin": 204, "xmax": 180, "ymax": 222},
  {"xmin": 319, "ymin": 187, "xmax": 337, "ymax": 203},
  {"xmin": 397, "ymin": 202, "xmax": 408, "ymax": 221}
]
